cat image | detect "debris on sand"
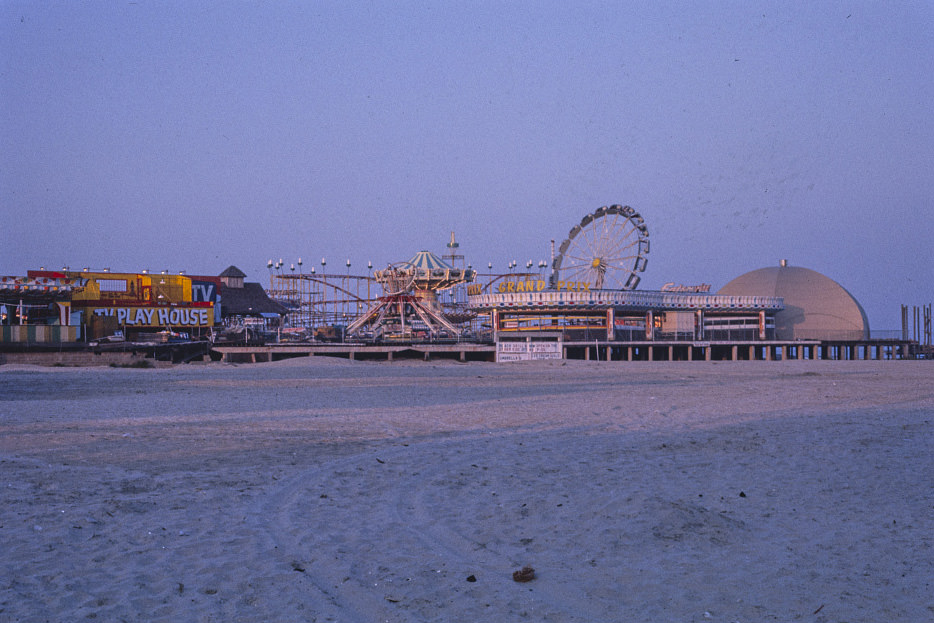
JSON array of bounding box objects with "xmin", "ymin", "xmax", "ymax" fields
[{"xmin": 512, "ymin": 565, "xmax": 535, "ymax": 582}]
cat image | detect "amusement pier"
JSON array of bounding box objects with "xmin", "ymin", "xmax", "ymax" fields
[{"xmin": 2, "ymin": 206, "xmax": 930, "ymax": 365}]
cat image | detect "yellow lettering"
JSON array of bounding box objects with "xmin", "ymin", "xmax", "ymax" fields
[
  {"xmin": 556, "ymin": 281, "xmax": 565, "ymax": 291},
  {"xmin": 497, "ymin": 282, "xmax": 506, "ymax": 293},
  {"xmin": 580, "ymin": 282, "xmax": 590, "ymax": 292},
  {"xmin": 536, "ymin": 280, "xmax": 545, "ymax": 291},
  {"xmin": 506, "ymin": 281, "xmax": 515, "ymax": 293}
]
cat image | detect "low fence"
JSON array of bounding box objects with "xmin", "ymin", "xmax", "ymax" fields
[{"xmin": 0, "ymin": 325, "xmax": 81, "ymax": 343}]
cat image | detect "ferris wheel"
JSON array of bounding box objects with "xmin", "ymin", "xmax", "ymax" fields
[{"xmin": 551, "ymin": 205, "xmax": 650, "ymax": 290}]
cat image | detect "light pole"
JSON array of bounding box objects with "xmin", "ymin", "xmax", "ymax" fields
[
  {"xmin": 320, "ymin": 258, "xmax": 327, "ymax": 325},
  {"xmin": 344, "ymin": 259, "xmax": 351, "ymax": 319}
]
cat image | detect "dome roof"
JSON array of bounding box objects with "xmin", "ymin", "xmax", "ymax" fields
[{"xmin": 718, "ymin": 261, "xmax": 869, "ymax": 340}]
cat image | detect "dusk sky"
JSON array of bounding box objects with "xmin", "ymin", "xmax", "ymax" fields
[{"xmin": 2, "ymin": 1, "xmax": 931, "ymax": 329}]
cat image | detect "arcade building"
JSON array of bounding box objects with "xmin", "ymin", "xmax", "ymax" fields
[{"xmin": 0, "ymin": 266, "xmax": 284, "ymax": 349}]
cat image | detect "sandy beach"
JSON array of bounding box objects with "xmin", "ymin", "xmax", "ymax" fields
[{"xmin": 1, "ymin": 358, "xmax": 932, "ymax": 622}]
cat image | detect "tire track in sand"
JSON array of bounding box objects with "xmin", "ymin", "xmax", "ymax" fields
[
  {"xmin": 252, "ymin": 449, "xmax": 388, "ymax": 623},
  {"xmin": 257, "ymin": 432, "xmax": 616, "ymax": 621},
  {"xmin": 390, "ymin": 434, "xmax": 616, "ymax": 621}
]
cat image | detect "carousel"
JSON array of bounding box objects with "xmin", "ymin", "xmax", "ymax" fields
[{"xmin": 345, "ymin": 250, "xmax": 475, "ymax": 341}]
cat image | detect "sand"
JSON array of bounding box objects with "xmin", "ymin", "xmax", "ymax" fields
[{"xmin": 1, "ymin": 358, "xmax": 932, "ymax": 622}]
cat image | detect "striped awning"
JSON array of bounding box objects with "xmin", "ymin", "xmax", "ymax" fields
[{"xmin": 401, "ymin": 251, "xmax": 453, "ymax": 272}]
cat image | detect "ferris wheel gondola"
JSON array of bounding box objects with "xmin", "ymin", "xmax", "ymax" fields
[{"xmin": 551, "ymin": 204, "xmax": 650, "ymax": 290}]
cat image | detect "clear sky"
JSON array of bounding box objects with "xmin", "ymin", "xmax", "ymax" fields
[{"xmin": 2, "ymin": 1, "xmax": 931, "ymax": 329}]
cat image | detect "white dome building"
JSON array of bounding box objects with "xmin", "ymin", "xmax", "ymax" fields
[{"xmin": 718, "ymin": 260, "xmax": 869, "ymax": 341}]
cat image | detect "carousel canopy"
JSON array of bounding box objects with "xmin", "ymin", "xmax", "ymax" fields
[
  {"xmin": 401, "ymin": 251, "xmax": 474, "ymax": 288},
  {"xmin": 402, "ymin": 251, "xmax": 453, "ymax": 272},
  {"xmin": 373, "ymin": 250, "xmax": 474, "ymax": 294}
]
